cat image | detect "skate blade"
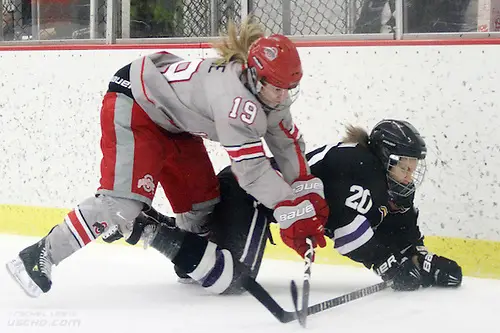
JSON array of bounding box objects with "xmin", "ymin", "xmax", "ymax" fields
[{"xmin": 6, "ymin": 256, "xmax": 43, "ymax": 298}]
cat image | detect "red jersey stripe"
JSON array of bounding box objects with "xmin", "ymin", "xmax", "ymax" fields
[
  {"xmin": 279, "ymin": 121, "xmax": 308, "ymax": 177},
  {"xmin": 226, "ymin": 144, "xmax": 265, "ymax": 160}
]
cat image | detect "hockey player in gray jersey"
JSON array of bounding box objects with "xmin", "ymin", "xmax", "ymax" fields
[{"xmin": 6, "ymin": 19, "xmax": 329, "ymax": 298}]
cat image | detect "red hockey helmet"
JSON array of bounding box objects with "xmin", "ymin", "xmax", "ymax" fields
[{"xmin": 247, "ymin": 34, "xmax": 303, "ymax": 90}]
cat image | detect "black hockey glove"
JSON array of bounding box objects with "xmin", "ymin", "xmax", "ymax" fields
[
  {"xmin": 374, "ymin": 254, "xmax": 421, "ymax": 291},
  {"xmin": 414, "ymin": 251, "xmax": 462, "ymax": 288}
]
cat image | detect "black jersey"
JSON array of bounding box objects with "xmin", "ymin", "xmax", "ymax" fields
[
  {"xmin": 214, "ymin": 142, "xmax": 424, "ymax": 269},
  {"xmin": 307, "ymin": 143, "xmax": 422, "ymax": 267}
]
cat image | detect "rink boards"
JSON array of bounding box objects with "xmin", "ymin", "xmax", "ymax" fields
[
  {"xmin": 0, "ymin": 204, "xmax": 499, "ymax": 279},
  {"xmin": 1, "ymin": 41, "xmax": 500, "ymax": 279}
]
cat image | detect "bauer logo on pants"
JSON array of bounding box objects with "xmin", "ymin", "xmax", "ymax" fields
[{"xmin": 137, "ymin": 174, "xmax": 155, "ymax": 193}]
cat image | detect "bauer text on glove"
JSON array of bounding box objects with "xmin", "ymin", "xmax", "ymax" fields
[{"xmin": 274, "ymin": 176, "xmax": 329, "ymax": 258}]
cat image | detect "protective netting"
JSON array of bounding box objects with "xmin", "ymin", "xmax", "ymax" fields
[{"xmin": 0, "ymin": 0, "xmax": 480, "ymax": 41}]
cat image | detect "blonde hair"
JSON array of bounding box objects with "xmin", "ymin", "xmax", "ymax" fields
[
  {"xmin": 342, "ymin": 124, "xmax": 369, "ymax": 147},
  {"xmin": 213, "ymin": 18, "xmax": 264, "ymax": 65}
]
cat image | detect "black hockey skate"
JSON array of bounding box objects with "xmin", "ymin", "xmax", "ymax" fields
[
  {"xmin": 6, "ymin": 237, "xmax": 53, "ymax": 297},
  {"xmin": 131, "ymin": 212, "xmax": 195, "ymax": 284},
  {"xmin": 174, "ymin": 264, "xmax": 196, "ymax": 284}
]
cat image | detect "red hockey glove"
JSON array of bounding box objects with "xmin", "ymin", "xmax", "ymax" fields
[{"xmin": 274, "ymin": 175, "xmax": 329, "ymax": 259}]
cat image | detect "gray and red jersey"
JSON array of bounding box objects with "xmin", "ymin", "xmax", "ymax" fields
[{"xmin": 119, "ymin": 52, "xmax": 309, "ymax": 208}]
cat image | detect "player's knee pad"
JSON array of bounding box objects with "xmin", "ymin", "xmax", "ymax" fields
[
  {"xmin": 174, "ymin": 236, "xmax": 234, "ymax": 294},
  {"xmin": 151, "ymin": 225, "xmax": 234, "ymax": 294},
  {"xmin": 186, "ymin": 244, "xmax": 234, "ymax": 294},
  {"xmin": 77, "ymin": 195, "xmax": 144, "ymax": 239}
]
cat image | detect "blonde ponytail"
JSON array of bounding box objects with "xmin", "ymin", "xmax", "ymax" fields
[{"xmin": 213, "ymin": 18, "xmax": 264, "ymax": 65}]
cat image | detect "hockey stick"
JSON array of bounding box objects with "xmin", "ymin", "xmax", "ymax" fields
[
  {"xmin": 290, "ymin": 237, "xmax": 314, "ymax": 327},
  {"xmin": 245, "ymin": 276, "xmax": 393, "ymax": 324}
]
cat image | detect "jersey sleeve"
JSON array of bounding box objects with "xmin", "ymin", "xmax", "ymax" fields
[
  {"xmin": 264, "ymin": 109, "xmax": 309, "ymax": 183},
  {"xmin": 376, "ymin": 206, "xmax": 424, "ymax": 253},
  {"xmin": 346, "ymin": 206, "xmax": 424, "ymax": 268},
  {"xmin": 213, "ymin": 94, "xmax": 293, "ymax": 209}
]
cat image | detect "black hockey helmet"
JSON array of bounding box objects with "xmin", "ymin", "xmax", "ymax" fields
[{"xmin": 368, "ymin": 119, "xmax": 427, "ymax": 207}]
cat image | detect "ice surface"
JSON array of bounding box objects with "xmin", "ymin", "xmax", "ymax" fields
[{"xmin": 1, "ymin": 234, "xmax": 498, "ymax": 333}]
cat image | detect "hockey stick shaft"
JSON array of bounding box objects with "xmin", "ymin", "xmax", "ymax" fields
[
  {"xmin": 290, "ymin": 238, "xmax": 314, "ymax": 327},
  {"xmin": 245, "ymin": 277, "xmax": 392, "ymax": 323},
  {"xmin": 305, "ymin": 280, "xmax": 392, "ymax": 316},
  {"xmin": 300, "ymin": 238, "xmax": 314, "ymax": 325}
]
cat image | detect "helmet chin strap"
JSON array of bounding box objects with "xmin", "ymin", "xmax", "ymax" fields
[
  {"xmin": 246, "ymin": 66, "xmax": 262, "ymax": 95},
  {"xmin": 245, "ymin": 66, "xmax": 276, "ymax": 111},
  {"xmin": 387, "ymin": 201, "xmax": 411, "ymax": 214},
  {"xmin": 387, "ymin": 178, "xmax": 415, "ymax": 211}
]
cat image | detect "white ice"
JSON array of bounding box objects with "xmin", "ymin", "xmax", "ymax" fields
[{"xmin": 0, "ymin": 234, "xmax": 498, "ymax": 333}]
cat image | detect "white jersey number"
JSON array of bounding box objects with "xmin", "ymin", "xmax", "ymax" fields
[
  {"xmin": 164, "ymin": 59, "xmax": 203, "ymax": 82},
  {"xmin": 229, "ymin": 97, "xmax": 258, "ymax": 125},
  {"xmin": 345, "ymin": 185, "xmax": 373, "ymax": 214}
]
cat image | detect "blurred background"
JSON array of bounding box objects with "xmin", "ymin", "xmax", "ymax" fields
[{"xmin": 1, "ymin": 0, "xmax": 499, "ymax": 42}]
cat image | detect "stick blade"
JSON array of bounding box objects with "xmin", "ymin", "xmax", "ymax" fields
[
  {"xmin": 290, "ymin": 280, "xmax": 299, "ymax": 311},
  {"xmin": 290, "ymin": 280, "xmax": 307, "ymax": 327}
]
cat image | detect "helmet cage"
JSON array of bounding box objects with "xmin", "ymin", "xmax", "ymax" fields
[
  {"xmin": 386, "ymin": 154, "xmax": 426, "ymax": 199},
  {"xmin": 246, "ymin": 66, "xmax": 300, "ymax": 111}
]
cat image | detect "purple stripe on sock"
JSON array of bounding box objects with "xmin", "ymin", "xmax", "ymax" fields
[{"xmin": 201, "ymin": 248, "xmax": 225, "ymax": 288}]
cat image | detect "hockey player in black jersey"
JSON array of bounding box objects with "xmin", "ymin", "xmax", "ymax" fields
[
  {"xmin": 101, "ymin": 119, "xmax": 462, "ymax": 293},
  {"xmin": 303, "ymin": 119, "xmax": 462, "ymax": 290}
]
